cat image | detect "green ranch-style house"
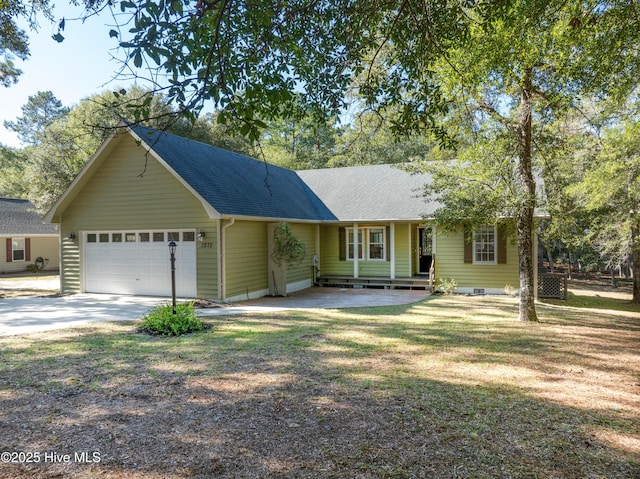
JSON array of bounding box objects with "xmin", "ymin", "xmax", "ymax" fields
[{"xmin": 44, "ymin": 123, "xmax": 539, "ymax": 302}]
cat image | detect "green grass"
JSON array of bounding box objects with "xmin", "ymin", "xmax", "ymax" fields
[
  {"xmin": 543, "ymin": 291, "xmax": 640, "ymax": 313},
  {"xmin": 0, "ymin": 294, "xmax": 638, "ymax": 479}
]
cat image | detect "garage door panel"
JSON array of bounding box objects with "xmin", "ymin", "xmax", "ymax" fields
[{"xmin": 84, "ymin": 231, "xmax": 197, "ymax": 297}]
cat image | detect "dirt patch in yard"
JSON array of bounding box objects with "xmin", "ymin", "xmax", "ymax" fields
[{"xmin": 0, "ymin": 292, "xmax": 638, "ymax": 478}]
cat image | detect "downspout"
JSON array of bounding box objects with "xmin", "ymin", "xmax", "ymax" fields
[
  {"xmin": 220, "ymin": 218, "xmax": 235, "ymax": 301},
  {"xmin": 59, "ymin": 213, "xmax": 64, "ymax": 293},
  {"xmin": 315, "ymin": 224, "xmax": 321, "ymax": 283},
  {"xmin": 216, "ymin": 219, "xmax": 222, "ymax": 300}
]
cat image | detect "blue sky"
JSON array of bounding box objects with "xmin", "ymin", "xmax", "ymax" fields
[{"xmin": 0, "ymin": 5, "xmax": 144, "ymax": 147}]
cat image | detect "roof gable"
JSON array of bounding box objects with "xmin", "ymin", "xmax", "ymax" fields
[
  {"xmin": 0, "ymin": 198, "xmax": 58, "ymax": 235},
  {"xmin": 130, "ymin": 125, "xmax": 337, "ymax": 221},
  {"xmin": 47, "ymin": 124, "xmax": 436, "ymax": 225}
]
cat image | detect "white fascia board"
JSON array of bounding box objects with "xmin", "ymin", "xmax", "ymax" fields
[
  {"xmin": 219, "ymin": 214, "xmax": 322, "ymax": 224},
  {"xmin": 321, "ymin": 218, "xmax": 426, "ymax": 224}
]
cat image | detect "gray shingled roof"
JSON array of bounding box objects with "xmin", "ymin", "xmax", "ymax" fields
[
  {"xmin": 0, "ymin": 198, "xmax": 58, "ymax": 235},
  {"xmin": 296, "ymin": 165, "xmax": 437, "ymax": 221},
  {"xmin": 131, "ymin": 125, "xmax": 337, "ymax": 221}
]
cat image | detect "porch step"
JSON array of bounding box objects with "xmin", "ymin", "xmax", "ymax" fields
[{"xmin": 316, "ymin": 275, "xmax": 431, "ymax": 290}]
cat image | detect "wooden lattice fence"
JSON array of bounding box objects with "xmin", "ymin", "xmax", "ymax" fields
[{"xmin": 538, "ymin": 273, "xmax": 568, "ymax": 300}]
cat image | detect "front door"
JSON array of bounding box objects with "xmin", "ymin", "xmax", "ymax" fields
[{"xmin": 418, "ymin": 227, "xmax": 433, "ymax": 275}]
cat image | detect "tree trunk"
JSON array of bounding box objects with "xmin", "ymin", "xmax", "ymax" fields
[
  {"xmin": 515, "ymin": 72, "xmax": 538, "ymax": 322},
  {"xmin": 632, "ymin": 220, "xmax": 640, "ymax": 304},
  {"xmin": 546, "ymin": 243, "xmax": 555, "ymax": 273}
]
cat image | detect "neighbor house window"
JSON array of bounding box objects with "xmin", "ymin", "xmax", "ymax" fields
[
  {"xmin": 12, "ymin": 238, "xmax": 25, "ymax": 261},
  {"xmin": 346, "ymin": 228, "xmax": 364, "ymax": 260},
  {"xmin": 473, "ymin": 226, "xmax": 496, "ymax": 264},
  {"xmin": 368, "ymin": 228, "xmax": 385, "ymax": 260}
]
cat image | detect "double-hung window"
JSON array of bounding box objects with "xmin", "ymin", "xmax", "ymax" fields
[
  {"xmin": 473, "ymin": 226, "xmax": 496, "ymax": 264},
  {"xmin": 346, "ymin": 227, "xmax": 386, "ymax": 261},
  {"xmin": 368, "ymin": 228, "xmax": 385, "ymax": 260},
  {"xmin": 347, "ymin": 228, "xmax": 364, "ymax": 260},
  {"xmin": 12, "ymin": 238, "xmax": 25, "ymax": 261}
]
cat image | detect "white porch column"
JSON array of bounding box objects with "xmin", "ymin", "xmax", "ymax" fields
[
  {"xmin": 390, "ymin": 223, "xmax": 395, "ymax": 279},
  {"xmin": 408, "ymin": 224, "xmax": 413, "ymax": 276},
  {"xmin": 353, "ymin": 222, "xmax": 359, "ymax": 279}
]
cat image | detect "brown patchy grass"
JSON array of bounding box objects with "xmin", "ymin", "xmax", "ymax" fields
[{"xmin": 0, "ymin": 290, "xmax": 638, "ymax": 478}]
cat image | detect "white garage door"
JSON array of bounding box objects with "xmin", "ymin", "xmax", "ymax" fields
[{"xmin": 84, "ymin": 230, "xmax": 197, "ymax": 297}]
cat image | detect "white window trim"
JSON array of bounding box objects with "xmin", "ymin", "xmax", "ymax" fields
[
  {"xmin": 346, "ymin": 227, "xmax": 387, "ymax": 262},
  {"xmin": 84, "ymin": 230, "xmax": 196, "ymax": 244},
  {"xmin": 367, "ymin": 227, "xmax": 386, "ymax": 261},
  {"xmin": 12, "ymin": 237, "xmax": 26, "ymax": 262},
  {"xmin": 473, "ymin": 226, "xmax": 497, "ymax": 265},
  {"xmin": 346, "ymin": 227, "xmax": 364, "ymax": 261}
]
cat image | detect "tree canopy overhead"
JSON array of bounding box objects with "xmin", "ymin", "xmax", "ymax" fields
[{"xmin": 0, "ymin": 0, "xmax": 51, "ymax": 86}]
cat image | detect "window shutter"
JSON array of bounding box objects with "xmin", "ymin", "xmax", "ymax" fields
[
  {"xmin": 463, "ymin": 226, "xmax": 473, "ymax": 264},
  {"xmin": 497, "ymin": 225, "xmax": 507, "ymax": 264},
  {"xmin": 338, "ymin": 227, "xmax": 346, "ymax": 261},
  {"xmin": 5, "ymin": 238, "xmax": 11, "ymax": 263},
  {"xmin": 386, "ymin": 226, "xmax": 391, "ymax": 261},
  {"xmin": 25, "ymin": 238, "xmax": 31, "ymax": 262}
]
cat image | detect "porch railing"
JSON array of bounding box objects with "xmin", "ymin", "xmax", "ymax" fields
[{"xmin": 429, "ymin": 256, "xmax": 436, "ymax": 293}]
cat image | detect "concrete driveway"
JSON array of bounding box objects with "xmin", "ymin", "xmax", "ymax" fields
[
  {"xmin": 0, "ymin": 294, "xmax": 166, "ymax": 336},
  {"xmin": 0, "ymin": 287, "xmax": 430, "ymax": 336}
]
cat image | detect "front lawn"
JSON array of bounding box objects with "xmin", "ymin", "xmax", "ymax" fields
[{"xmin": 0, "ymin": 294, "xmax": 638, "ymax": 478}]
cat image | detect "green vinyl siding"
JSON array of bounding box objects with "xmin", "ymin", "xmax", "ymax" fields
[
  {"xmin": 435, "ymin": 227, "xmax": 519, "ymax": 290},
  {"xmin": 58, "ymin": 134, "xmax": 218, "ymax": 297},
  {"xmin": 394, "ymin": 223, "xmax": 411, "ymax": 277},
  {"xmin": 60, "ymin": 236, "xmax": 81, "ymax": 292},
  {"xmin": 286, "ymin": 223, "xmax": 317, "ymax": 285},
  {"xmin": 320, "ymin": 223, "xmax": 417, "ymax": 278},
  {"xmin": 225, "ymin": 220, "xmax": 268, "ymax": 300},
  {"xmin": 319, "ymin": 225, "xmax": 352, "ymax": 275},
  {"xmin": 358, "ymin": 260, "xmax": 390, "ymax": 277}
]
